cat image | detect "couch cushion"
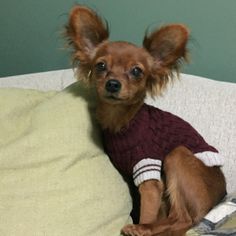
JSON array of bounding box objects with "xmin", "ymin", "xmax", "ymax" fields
[{"xmin": 0, "ymin": 83, "xmax": 132, "ymax": 236}]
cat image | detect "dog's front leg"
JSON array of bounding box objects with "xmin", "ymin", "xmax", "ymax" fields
[
  {"xmin": 122, "ymin": 180, "xmax": 163, "ymax": 236},
  {"xmin": 139, "ymin": 180, "xmax": 164, "ymax": 224}
]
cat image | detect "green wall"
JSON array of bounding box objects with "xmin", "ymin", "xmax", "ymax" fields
[{"xmin": 0, "ymin": 0, "xmax": 236, "ymax": 83}]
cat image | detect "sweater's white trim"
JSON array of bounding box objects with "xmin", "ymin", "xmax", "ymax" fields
[
  {"xmin": 195, "ymin": 151, "xmax": 224, "ymax": 167},
  {"xmin": 133, "ymin": 158, "xmax": 162, "ymax": 186},
  {"xmin": 133, "ymin": 165, "xmax": 161, "ymax": 179}
]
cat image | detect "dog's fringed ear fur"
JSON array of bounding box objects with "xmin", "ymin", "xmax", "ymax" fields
[
  {"xmin": 143, "ymin": 24, "xmax": 189, "ymax": 97},
  {"xmin": 66, "ymin": 5, "xmax": 109, "ymax": 84}
]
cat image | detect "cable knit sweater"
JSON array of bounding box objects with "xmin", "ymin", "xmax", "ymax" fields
[{"xmin": 102, "ymin": 104, "xmax": 224, "ymax": 186}]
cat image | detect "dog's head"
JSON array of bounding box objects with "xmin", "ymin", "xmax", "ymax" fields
[{"xmin": 66, "ymin": 5, "xmax": 189, "ymax": 105}]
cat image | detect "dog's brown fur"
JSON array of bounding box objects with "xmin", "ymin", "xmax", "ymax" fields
[{"xmin": 66, "ymin": 5, "xmax": 226, "ymax": 236}]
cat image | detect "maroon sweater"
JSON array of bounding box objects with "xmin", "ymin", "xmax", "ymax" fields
[{"xmin": 103, "ymin": 104, "xmax": 223, "ymax": 186}]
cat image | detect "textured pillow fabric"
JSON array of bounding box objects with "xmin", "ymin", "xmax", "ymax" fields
[{"xmin": 0, "ymin": 83, "xmax": 132, "ymax": 236}]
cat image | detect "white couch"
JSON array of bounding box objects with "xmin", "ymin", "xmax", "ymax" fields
[
  {"xmin": 0, "ymin": 70, "xmax": 235, "ymax": 236},
  {"xmin": 1, "ymin": 69, "xmax": 235, "ymax": 194}
]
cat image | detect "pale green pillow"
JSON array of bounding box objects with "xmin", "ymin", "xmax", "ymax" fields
[{"xmin": 0, "ymin": 83, "xmax": 132, "ymax": 236}]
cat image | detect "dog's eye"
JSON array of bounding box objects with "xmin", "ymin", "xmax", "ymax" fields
[
  {"xmin": 130, "ymin": 66, "xmax": 143, "ymax": 78},
  {"xmin": 95, "ymin": 62, "xmax": 107, "ymax": 72}
]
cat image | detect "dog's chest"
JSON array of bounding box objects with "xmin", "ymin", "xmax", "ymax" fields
[{"xmin": 102, "ymin": 104, "xmax": 166, "ymax": 175}]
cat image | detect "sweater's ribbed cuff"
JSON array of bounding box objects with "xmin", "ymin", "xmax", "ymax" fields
[
  {"xmin": 133, "ymin": 158, "xmax": 162, "ymax": 186},
  {"xmin": 195, "ymin": 151, "xmax": 224, "ymax": 167}
]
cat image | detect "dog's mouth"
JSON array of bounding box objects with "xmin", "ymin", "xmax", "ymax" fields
[
  {"xmin": 105, "ymin": 95, "xmax": 123, "ymax": 100},
  {"xmin": 102, "ymin": 93, "xmax": 126, "ymax": 103}
]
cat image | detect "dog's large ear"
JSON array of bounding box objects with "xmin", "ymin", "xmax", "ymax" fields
[
  {"xmin": 66, "ymin": 5, "xmax": 109, "ymax": 82},
  {"xmin": 143, "ymin": 24, "xmax": 189, "ymax": 96}
]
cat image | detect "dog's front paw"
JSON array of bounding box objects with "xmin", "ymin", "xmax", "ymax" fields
[{"xmin": 121, "ymin": 224, "xmax": 152, "ymax": 236}]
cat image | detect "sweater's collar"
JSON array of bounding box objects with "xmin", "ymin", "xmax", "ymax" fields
[{"xmin": 109, "ymin": 103, "xmax": 150, "ymax": 135}]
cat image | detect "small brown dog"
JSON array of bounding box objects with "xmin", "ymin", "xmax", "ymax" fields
[{"xmin": 66, "ymin": 5, "xmax": 226, "ymax": 236}]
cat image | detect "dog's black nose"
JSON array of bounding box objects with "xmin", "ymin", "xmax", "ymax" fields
[{"xmin": 105, "ymin": 79, "xmax": 121, "ymax": 93}]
